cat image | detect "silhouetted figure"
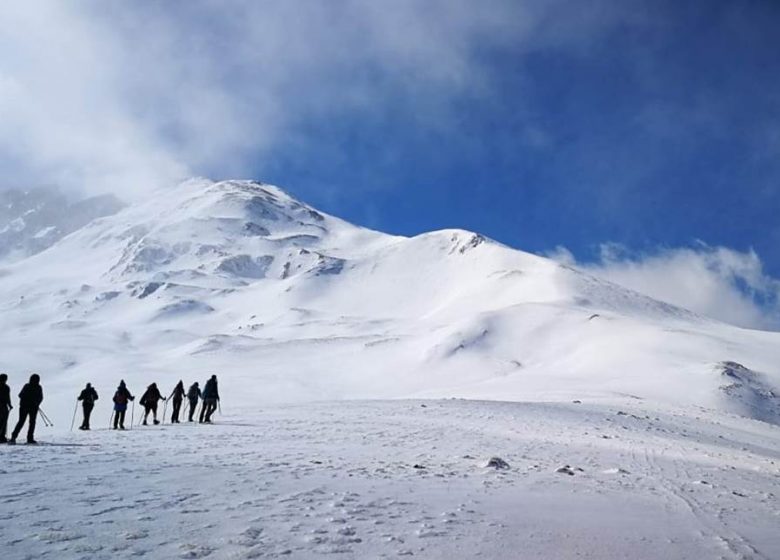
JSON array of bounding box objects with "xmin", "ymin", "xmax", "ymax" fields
[
  {"xmin": 199, "ymin": 375, "xmax": 219, "ymax": 424},
  {"xmin": 187, "ymin": 382, "xmax": 201, "ymax": 422},
  {"xmin": 169, "ymin": 381, "xmax": 185, "ymax": 424},
  {"xmin": 0, "ymin": 374, "xmax": 11, "ymax": 443},
  {"xmin": 140, "ymin": 383, "xmax": 165, "ymax": 425},
  {"xmin": 77, "ymin": 383, "xmax": 99, "ymax": 430},
  {"xmin": 112, "ymin": 380, "xmax": 134, "ymax": 430},
  {"xmin": 9, "ymin": 373, "xmax": 43, "ymax": 444}
]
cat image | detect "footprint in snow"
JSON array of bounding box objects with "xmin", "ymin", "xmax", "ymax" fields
[{"xmin": 178, "ymin": 544, "xmax": 214, "ymax": 558}]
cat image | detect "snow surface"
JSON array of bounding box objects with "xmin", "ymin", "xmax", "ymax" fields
[
  {"xmin": 2, "ymin": 400, "xmax": 779, "ymax": 559},
  {"xmin": 1, "ymin": 178, "xmax": 779, "ymax": 558}
]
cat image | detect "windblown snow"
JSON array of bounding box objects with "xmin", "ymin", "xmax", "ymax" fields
[{"xmin": 1, "ymin": 179, "xmax": 779, "ymax": 559}]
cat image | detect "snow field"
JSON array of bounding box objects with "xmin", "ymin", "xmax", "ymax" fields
[{"xmin": 2, "ymin": 399, "xmax": 779, "ymax": 559}]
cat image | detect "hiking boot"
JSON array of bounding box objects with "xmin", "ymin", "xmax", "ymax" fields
[
  {"xmin": 8, "ymin": 439, "xmax": 16, "ymax": 445},
  {"xmin": 142, "ymin": 420, "xmax": 147, "ymax": 426},
  {"xmin": 26, "ymin": 439, "xmax": 37, "ymax": 445},
  {"xmin": 0, "ymin": 437, "xmax": 7, "ymax": 443},
  {"xmin": 153, "ymin": 420, "xmax": 160, "ymax": 425},
  {"xmin": 119, "ymin": 425, "xmax": 126, "ymax": 430}
]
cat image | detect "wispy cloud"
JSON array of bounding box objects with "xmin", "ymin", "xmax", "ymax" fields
[
  {"xmin": 0, "ymin": 0, "xmax": 634, "ymax": 197},
  {"xmin": 549, "ymin": 243, "xmax": 780, "ymax": 330}
]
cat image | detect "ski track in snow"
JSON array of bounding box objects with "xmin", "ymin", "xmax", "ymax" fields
[{"xmin": 1, "ymin": 399, "xmax": 779, "ymax": 560}]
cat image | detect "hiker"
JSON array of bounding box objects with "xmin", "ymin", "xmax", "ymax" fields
[
  {"xmin": 77, "ymin": 383, "xmax": 99, "ymax": 430},
  {"xmin": 139, "ymin": 382, "xmax": 165, "ymax": 426},
  {"xmin": 169, "ymin": 380, "xmax": 185, "ymax": 424},
  {"xmin": 186, "ymin": 382, "xmax": 201, "ymax": 422},
  {"xmin": 199, "ymin": 375, "xmax": 219, "ymax": 424},
  {"xmin": 0, "ymin": 374, "xmax": 11, "ymax": 443},
  {"xmin": 9, "ymin": 373, "xmax": 43, "ymax": 444},
  {"xmin": 112, "ymin": 380, "xmax": 134, "ymax": 430}
]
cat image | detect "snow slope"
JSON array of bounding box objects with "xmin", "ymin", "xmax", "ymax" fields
[{"xmin": 0, "ymin": 178, "xmax": 778, "ymax": 423}]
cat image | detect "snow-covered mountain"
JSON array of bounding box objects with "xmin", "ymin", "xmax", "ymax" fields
[
  {"xmin": 0, "ymin": 186, "xmax": 124, "ymax": 262},
  {"xmin": 0, "ymin": 178, "xmax": 778, "ymax": 423},
  {"xmin": 3, "ymin": 179, "xmax": 780, "ymax": 560}
]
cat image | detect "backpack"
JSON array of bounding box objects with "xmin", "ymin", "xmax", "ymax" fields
[{"xmin": 114, "ymin": 390, "xmax": 128, "ymax": 405}]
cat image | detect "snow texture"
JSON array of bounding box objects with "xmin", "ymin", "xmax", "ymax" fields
[{"xmin": 2, "ymin": 400, "xmax": 779, "ymax": 559}]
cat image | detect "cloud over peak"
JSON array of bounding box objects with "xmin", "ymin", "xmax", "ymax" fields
[
  {"xmin": 550, "ymin": 243, "xmax": 780, "ymax": 330},
  {"xmin": 0, "ymin": 1, "xmax": 633, "ymax": 197}
]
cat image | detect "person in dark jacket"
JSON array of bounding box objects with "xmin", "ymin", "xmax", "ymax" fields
[
  {"xmin": 77, "ymin": 383, "xmax": 99, "ymax": 430},
  {"xmin": 0, "ymin": 373, "xmax": 11, "ymax": 443},
  {"xmin": 186, "ymin": 382, "xmax": 201, "ymax": 422},
  {"xmin": 112, "ymin": 380, "xmax": 134, "ymax": 430},
  {"xmin": 9, "ymin": 373, "xmax": 43, "ymax": 444},
  {"xmin": 169, "ymin": 380, "xmax": 185, "ymax": 424},
  {"xmin": 199, "ymin": 375, "xmax": 219, "ymax": 424},
  {"xmin": 139, "ymin": 383, "xmax": 165, "ymax": 426}
]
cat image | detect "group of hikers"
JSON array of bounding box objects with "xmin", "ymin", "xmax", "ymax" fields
[
  {"xmin": 108, "ymin": 375, "xmax": 220, "ymax": 430},
  {"xmin": 0, "ymin": 373, "xmax": 220, "ymax": 444}
]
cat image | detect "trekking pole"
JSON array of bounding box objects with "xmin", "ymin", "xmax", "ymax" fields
[
  {"xmin": 39, "ymin": 408, "xmax": 53, "ymax": 427},
  {"xmin": 162, "ymin": 399, "xmax": 168, "ymax": 425},
  {"xmin": 218, "ymin": 399, "xmax": 222, "ymax": 415},
  {"xmin": 130, "ymin": 401, "xmax": 135, "ymax": 431},
  {"xmin": 70, "ymin": 400, "xmax": 78, "ymax": 431},
  {"xmin": 109, "ymin": 411, "xmax": 115, "ymax": 430}
]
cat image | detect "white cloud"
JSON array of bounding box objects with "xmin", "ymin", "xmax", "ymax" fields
[
  {"xmin": 0, "ymin": 0, "xmax": 633, "ymax": 198},
  {"xmin": 549, "ymin": 243, "xmax": 780, "ymax": 330}
]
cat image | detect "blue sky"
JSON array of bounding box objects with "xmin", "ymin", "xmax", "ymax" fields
[
  {"xmin": 256, "ymin": 1, "xmax": 780, "ymax": 276},
  {"xmin": 1, "ymin": 1, "xmax": 779, "ymax": 327}
]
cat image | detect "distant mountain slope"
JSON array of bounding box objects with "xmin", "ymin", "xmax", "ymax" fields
[
  {"xmin": 0, "ymin": 187, "xmax": 124, "ymax": 262},
  {"xmin": 0, "ymin": 178, "xmax": 778, "ymax": 425}
]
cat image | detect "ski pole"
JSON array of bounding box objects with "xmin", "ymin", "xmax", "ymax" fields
[{"xmin": 70, "ymin": 400, "xmax": 78, "ymax": 431}]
